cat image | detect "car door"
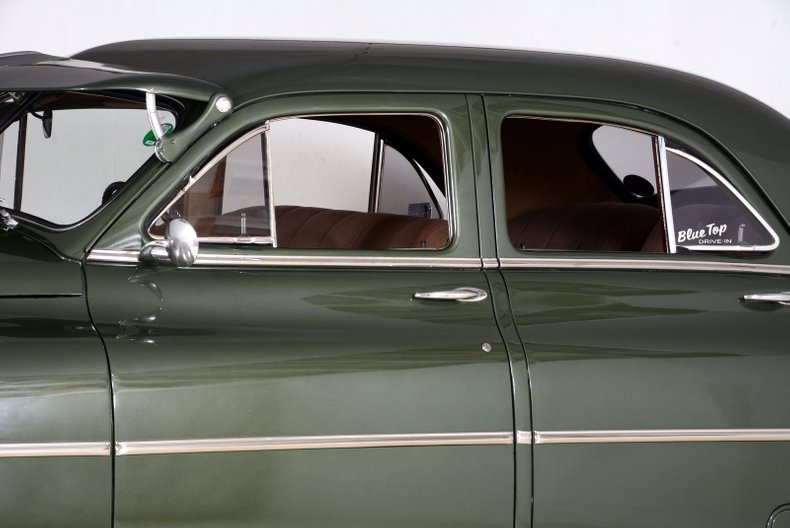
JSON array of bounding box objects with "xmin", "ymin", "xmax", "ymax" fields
[
  {"xmin": 0, "ymin": 83, "xmax": 178, "ymax": 527},
  {"xmin": 85, "ymin": 93, "xmax": 517, "ymax": 528},
  {"xmin": 0, "ymin": 232, "xmax": 111, "ymax": 528},
  {"xmin": 484, "ymin": 95, "xmax": 790, "ymax": 527}
]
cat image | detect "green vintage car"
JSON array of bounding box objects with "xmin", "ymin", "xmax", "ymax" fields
[{"xmin": 0, "ymin": 40, "xmax": 789, "ymax": 528}]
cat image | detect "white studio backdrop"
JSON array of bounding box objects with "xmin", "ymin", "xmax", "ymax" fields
[{"xmin": 0, "ymin": 0, "xmax": 788, "ymax": 119}]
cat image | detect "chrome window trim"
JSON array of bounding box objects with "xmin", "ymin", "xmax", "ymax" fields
[
  {"xmin": 147, "ymin": 112, "xmax": 454, "ymax": 250},
  {"xmin": 0, "ymin": 442, "xmax": 111, "ymax": 458},
  {"xmin": 262, "ymin": 125, "xmax": 277, "ymax": 247},
  {"xmin": 534, "ymin": 429, "xmax": 790, "ymax": 445},
  {"xmin": 266, "ymin": 112, "xmax": 454, "ymax": 248},
  {"xmin": 87, "ymin": 248, "xmax": 482, "ymax": 269},
  {"xmin": 665, "ymin": 147, "xmax": 780, "ymax": 252},
  {"xmin": 148, "ymin": 123, "xmax": 274, "ymax": 245},
  {"xmin": 116, "ymin": 432, "xmax": 514, "ymax": 456},
  {"xmin": 368, "ymin": 133, "xmax": 384, "ymax": 212},
  {"xmin": 502, "ymin": 116, "xmax": 779, "ymax": 255},
  {"xmin": 656, "ymin": 136, "xmax": 677, "ymax": 252},
  {"xmin": 499, "ymin": 257, "xmax": 790, "ymax": 275}
]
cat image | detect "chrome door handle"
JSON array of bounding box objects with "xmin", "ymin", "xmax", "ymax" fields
[
  {"xmin": 741, "ymin": 291, "xmax": 790, "ymax": 305},
  {"xmin": 413, "ymin": 287, "xmax": 488, "ymax": 303}
]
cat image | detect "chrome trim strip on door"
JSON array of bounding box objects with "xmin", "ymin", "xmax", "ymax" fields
[
  {"xmin": 87, "ymin": 249, "xmax": 482, "ymax": 269},
  {"xmin": 0, "ymin": 442, "xmax": 111, "ymax": 458},
  {"xmin": 482, "ymin": 258, "xmax": 499, "ymax": 269},
  {"xmin": 499, "ymin": 257, "xmax": 790, "ymax": 275},
  {"xmin": 116, "ymin": 432, "xmax": 514, "ymax": 456},
  {"xmin": 89, "ymin": 249, "xmax": 790, "ymax": 275},
  {"xmin": 7, "ymin": 428, "xmax": 790, "ymax": 457},
  {"xmin": 516, "ymin": 430, "xmax": 532, "ymax": 445},
  {"xmin": 86, "ymin": 249, "xmax": 140, "ymax": 263},
  {"xmin": 534, "ymin": 429, "xmax": 790, "ymax": 445}
]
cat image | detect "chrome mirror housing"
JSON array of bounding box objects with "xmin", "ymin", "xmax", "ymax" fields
[{"xmin": 139, "ymin": 218, "xmax": 199, "ymax": 268}]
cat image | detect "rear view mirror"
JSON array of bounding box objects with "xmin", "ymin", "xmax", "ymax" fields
[
  {"xmin": 29, "ymin": 108, "xmax": 53, "ymax": 138},
  {"xmin": 139, "ymin": 218, "xmax": 199, "ymax": 268},
  {"xmin": 41, "ymin": 109, "xmax": 52, "ymax": 138}
]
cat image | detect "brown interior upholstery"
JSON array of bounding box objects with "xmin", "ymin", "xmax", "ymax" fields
[
  {"xmin": 275, "ymin": 205, "xmax": 448, "ymax": 250},
  {"xmin": 640, "ymin": 223, "xmax": 666, "ymax": 252},
  {"xmin": 502, "ymin": 118, "xmax": 620, "ymax": 219},
  {"xmin": 508, "ymin": 202, "xmax": 662, "ymax": 252}
]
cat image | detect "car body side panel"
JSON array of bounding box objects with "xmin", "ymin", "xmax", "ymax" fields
[
  {"xmin": 85, "ymin": 92, "xmax": 517, "ymax": 527},
  {"xmin": 0, "ymin": 232, "xmax": 111, "ymax": 527},
  {"xmin": 86, "ymin": 265, "xmax": 514, "ymax": 528},
  {"xmin": 0, "ymin": 230, "xmax": 84, "ymax": 295},
  {"xmin": 483, "ymin": 93, "xmax": 790, "ymax": 526},
  {"xmin": 468, "ymin": 93, "xmax": 534, "ymax": 528},
  {"xmin": 509, "ymin": 269, "xmax": 790, "ymax": 527}
]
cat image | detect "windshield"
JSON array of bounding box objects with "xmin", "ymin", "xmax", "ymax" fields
[{"xmin": 0, "ymin": 91, "xmax": 176, "ymax": 226}]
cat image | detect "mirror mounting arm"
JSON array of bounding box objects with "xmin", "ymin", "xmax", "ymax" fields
[{"xmin": 145, "ymin": 90, "xmax": 233, "ymax": 163}]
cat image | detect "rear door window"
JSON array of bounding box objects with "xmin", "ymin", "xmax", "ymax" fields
[{"xmin": 501, "ymin": 116, "xmax": 777, "ymax": 254}]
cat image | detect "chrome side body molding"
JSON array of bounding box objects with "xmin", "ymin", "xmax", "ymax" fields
[
  {"xmin": 7, "ymin": 428, "xmax": 790, "ymax": 459},
  {"xmin": 116, "ymin": 432, "xmax": 514, "ymax": 456},
  {"xmin": 534, "ymin": 429, "xmax": 790, "ymax": 445}
]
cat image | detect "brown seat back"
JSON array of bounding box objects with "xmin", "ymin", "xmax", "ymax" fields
[
  {"xmin": 275, "ymin": 205, "xmax": 448, "ymax": 250},
  {"xmin": 508, "ymin": 202, "xmax": 661, "ymax": 252}
]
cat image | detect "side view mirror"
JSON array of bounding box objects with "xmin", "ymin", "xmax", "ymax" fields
[{"xmin": 139, "ymin": 218, "xmax": 199, "ymax": 268}]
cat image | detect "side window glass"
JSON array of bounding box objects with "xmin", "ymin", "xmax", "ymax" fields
[
  {"xmin": 592, "ymin": 126, "xmax": 658, "ymax": 199},
  {"xmin": 0, "ymin": 93, "xmax": 174, "ymax": 225},
  {"xmin": 151, "ymin": 114, "xmax": 450, "ymax": 251},
  {"xmin": 501, "ymin": 116, "xmax": 777, "ymax": 255},
  {"xmin": 378, "ymin": 143, "xmax": 444, "ymax": 219},
  {"xmin": 0, "ymin": 121, "xmax": 19, "ymax": 207},
  {"xmin": 269, "ymin": 119, "xmax": 373, "ymax": 212},
  {"xmin": 665, "ymin": 148, "xmax": 777, "ymax": 251},
  {"xmin": 150, "ymin": 129, "xmax": 273, "ymax": 243},
  {"xmin": 502, "ymin": 117, "xmax": 664, "ymax": 253}
]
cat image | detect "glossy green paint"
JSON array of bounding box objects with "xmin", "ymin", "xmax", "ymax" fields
[
  {"xmin": 0, "ymin": 52, "xmax": 222, "ymax": 101},
  {"xmin": 0, "ymin": 229, "xmax": 82, "ymax": 294},
  {"xmin": 509, "ymin": 269, "xmax": 790, "ymax": 527},
  {"xmin": 85, "ymin": 92, "xmax": 517, "ymax": 526},
  {"xmin": 87, "ymin": 266, "xmax": 514, "ymax": 527},
  {"xmin": 770, "ymin": 506, "xmax": 790, "ymax": 528},
  {"xmin": 116, "ymin": 447, "xmax": 511, "ymax": 528},
  {"xmin": 0, "ymin": 232, "xmax": 111, "ymax": 526},
  {"xmin": 485, "ymin": 95, "xmax": 790, "ymax": 526},
  {"xmin": 484, "ymin": 271, "xmax": 533, "ymax": 528},
  {"xmin": 468, "ymin": 94, "xmax": 533, "ymax": 528}
]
